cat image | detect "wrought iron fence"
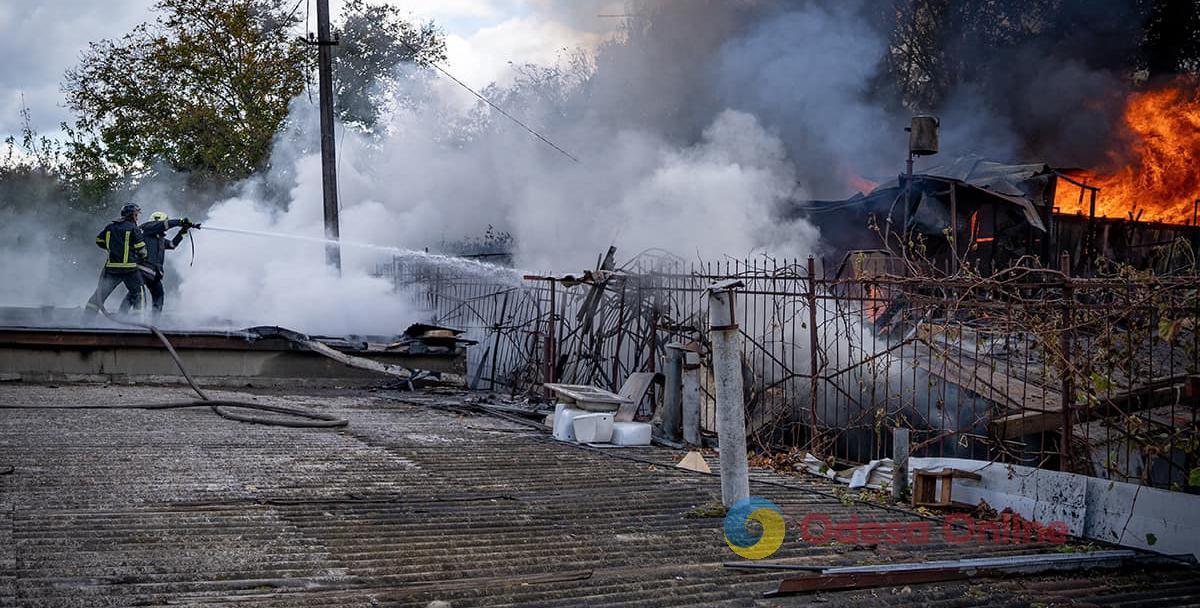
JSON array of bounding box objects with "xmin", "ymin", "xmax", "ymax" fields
[{"xmin": 377, "ymin": 253, "xmax": 1200, "ymax": 492}]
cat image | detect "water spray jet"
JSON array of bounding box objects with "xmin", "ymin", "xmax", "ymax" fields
[{"xmin": 199, "ymin": 225, "xmax": 525, "ymax": 282}]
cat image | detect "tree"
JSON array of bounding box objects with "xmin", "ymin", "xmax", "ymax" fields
[
  {"xmin": 0, "ymin": 106, "xmax": 70, "ymax": 214},
  {"xmin": 0, "ymin": 105, "xmax": 106, "ymax": 276},
  {"xmin": 332, "ymin": 0, "xmax": 447, "ymax": 130},
  {"xmin": 1139, "ymin": 0, "xmax": 1200, "ymax": 77},
  {"xmin": 64, "ymin": 0, "xmax": 307, "ymax": 186},
  {"xmin": 880, "ymin": 0, "xmax": 1200, "ymax": 112}
]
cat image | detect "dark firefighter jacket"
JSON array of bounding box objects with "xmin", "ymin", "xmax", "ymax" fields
[
  {"xmin": 94, "ymin": 219, "xmax": 148, "ymax": 272},
  {"xmin": 140, "ymin": 219, "xmax": 186, "ymax": 270}
]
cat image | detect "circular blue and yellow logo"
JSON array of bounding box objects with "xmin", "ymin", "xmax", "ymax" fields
[{"xmin": 723, "ymin": 497, "xmax": 786, "ymax": 559}]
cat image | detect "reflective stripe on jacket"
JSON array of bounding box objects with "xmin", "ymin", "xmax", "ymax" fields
[
  {"xmin": 95, "ymin": 219, "xmax": 148, "ymax": 270},
  {"xmin": 140, "ymin": 218, "xmax": 185, "ymax": 270}
]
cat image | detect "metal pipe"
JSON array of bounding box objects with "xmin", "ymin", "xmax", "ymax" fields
[
  {"xmin": 708, "ymin": 280, "xmax": 749, "ymax": 506},
  {"xmin": 949, "ymin": 183, "xmax": 958, "ymax": 270},
  {"xmin": 903, "ymin": 154, "xmax": 914, "ymax": 237},
  {"xmin": 681, "ymin": 350, "xmax": 701, "ymax": 446},
  {"xmin": 825, "ymin": 550, "xmax": 1135, "ymax": 575},
  {"xmin": 659, "ymin": 344, "xmax": 684, "ymax": 441}
]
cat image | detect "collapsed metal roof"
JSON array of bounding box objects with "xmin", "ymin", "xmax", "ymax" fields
[
  {"xmin": 878, "ymin": 155, "xmax": 1054, "ymax": 199},
  {"xmin": 862, "ymin": 155, "xmax": 1053, "ymax": 233}
]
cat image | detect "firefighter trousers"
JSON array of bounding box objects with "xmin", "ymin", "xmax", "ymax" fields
[
  {"xmin": 119, "ymin": 276, "xmax": 165, "ymax": 314},
  {"xmin": 84, "ymin": 269, "xmax": 144, "ymax": 318}
]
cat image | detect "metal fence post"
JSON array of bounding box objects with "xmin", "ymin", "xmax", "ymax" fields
[
  {"xmin": 806, "ymin": 257, "xmax": 822, "ymax": 453},
  {"xmin": 490, "ymin": 291, "xmax": 509, "ymax": 391},
  {"xmin": 544, "ymin": 280, "xmax": 557, "ymax": 397},
  {"xmin": 1060, "ymin": 252, "xmax": 1074, "ymax": 472}
]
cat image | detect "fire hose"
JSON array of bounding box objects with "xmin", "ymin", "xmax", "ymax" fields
[{"xmin": 0, "ymin": 309, "xmax": 348, "ymax": 429}]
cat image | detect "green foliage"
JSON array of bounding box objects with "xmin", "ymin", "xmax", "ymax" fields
[
  {"xmin": 0, "ymin": 106, "xmax": 109, "ymax": 214},
  {"xmin": 683, "ymin": 501, "xmax": 728, "ymax": 518},
  {"xmin": 63, "ymin": 0, "xmax": 308, "ymax": 185},
  {"xmin": 333, "ymin": 0, "xmax": 447, "ymax": 130},
  {"xmin": 1089, "ymin": 371, "xmax": 1112, "ymax": 393},
  {"xmin": 1, "ymin": 107, "xmax": 68, "ymax": 211}
]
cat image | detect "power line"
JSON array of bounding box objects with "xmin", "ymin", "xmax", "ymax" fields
[
  {"xmin": 399, "ymin": 40, "xmax": 580, "ymax": 163},
  {"xmin": 285, "ymin": 0, "xmax": 306, "ymax": 24},
  {"xmin": 304, "ymin": 0, "xmax": 314, "ymax": 105}
]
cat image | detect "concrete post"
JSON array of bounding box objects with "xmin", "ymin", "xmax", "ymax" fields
[
  {"xmin": 681, "ymin": 351, "xmax": 701, "ymax": 447},
  {"xmin": 708, "ymin": 280, "xmax": 749, "ymax": 506},
  {"xmin": 658, "ymin": 344, "xmax": 684, "ymax": 441}
]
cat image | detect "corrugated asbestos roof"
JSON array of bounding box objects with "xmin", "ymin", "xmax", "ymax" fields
[{"xmin": 1, "ymin": 384, "xmax": 1197, "ymax": 607}]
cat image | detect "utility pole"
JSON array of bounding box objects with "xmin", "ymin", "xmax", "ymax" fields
[{"xmin": 315, "ymin": 0, "xmax": 341, "ymax": 272}]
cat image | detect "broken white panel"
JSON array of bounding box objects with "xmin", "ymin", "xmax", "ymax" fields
[
  {"xmin": 909, "ymin": 457, "xmax": 1200, "ymax": 560},
  {"xmin": 848, "ymin": 459, "xmax": 894, "ymax": 490},
  {"xmin": 1085, "ymin": 477, "xmax": 1200, "ymax": 559},
  {"xmin": 909, "ymin": 457, "xmax": 1087, "ymax": 535}
]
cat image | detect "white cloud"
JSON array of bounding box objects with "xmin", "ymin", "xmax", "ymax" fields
[
  {"xmin": 0, "ymin": 0, "xmax": 157, "ymax": 136},
  {"xmin": 380, "ymin": 0, "xmax": 504, "ymax": 21},
  {"xmin": 439, "ymin": 14, "xmax": 608, "ymax": 106}
]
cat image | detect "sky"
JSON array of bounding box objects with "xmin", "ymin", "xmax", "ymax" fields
[{"xmin": 0, "ymin": 0, "xmax": 620, "ymax": 138}]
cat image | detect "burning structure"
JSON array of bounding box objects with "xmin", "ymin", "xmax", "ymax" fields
[
  {"xmin": 802, "ymin": 155, "xmax": 1200, "ymax": 275},
  {"xmin": 804, "ymin": 80, "xmax": 1200, "ymax": 276}
]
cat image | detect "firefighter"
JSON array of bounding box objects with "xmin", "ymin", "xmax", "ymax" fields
[
  {"xmin": 119, "ymin": 211, "xmax": 199, "ymax": 315},
  {"xmin": 84, "ymin": 203, "xmax": 149, "ymax": 319}
]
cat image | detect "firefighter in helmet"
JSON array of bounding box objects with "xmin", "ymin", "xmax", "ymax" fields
[
  {"xmin": 84, "ymin": 203, "xmax": 149, "ymax": 318},
  {"xmin": 118, "ymin": 211, "xmax": 199, "ymax": 316}
]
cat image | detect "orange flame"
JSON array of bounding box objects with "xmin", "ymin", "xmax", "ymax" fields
[
  {"xmin": 1055, "ymin": 84, "xmax": 1200, "ymax": 224},
  {"xmin": 847, "ymin": 173, "xmax": 879, "ymax": 194}
]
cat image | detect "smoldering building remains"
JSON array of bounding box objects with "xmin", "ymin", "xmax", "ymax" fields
[
  {"xmin": 803, "ymin": 155, "xmax": 1200, "ymax": 276},
  {"xmin": 372, "ymin": 109, "xmax": 1200, "ymax": 504}
]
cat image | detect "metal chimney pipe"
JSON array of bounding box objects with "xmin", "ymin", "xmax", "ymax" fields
[
  {"xmin": 708, "ymin": 280, "xmax": 749, "ymax": 506},
  {"xmin": 659, "ymin": 344, "xmax": 685, "ymax": 441}
]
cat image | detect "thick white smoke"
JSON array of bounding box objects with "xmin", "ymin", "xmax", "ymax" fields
[
  {"xmin": 167, "ymin": 79, "xmax": 821, "ymax": 334},
  {"xmin": 0, "ymin": 214, "xmax": 96, "ymax": 308},
  {"xmin": 4, "ymin": 1, "xmax": 936, "ymax": 336}
]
